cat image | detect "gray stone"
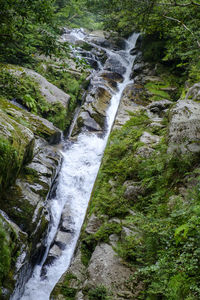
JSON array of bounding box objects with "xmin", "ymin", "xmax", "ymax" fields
[
  {"xmin": 168, "ymin": 99, "xmax": 200, "ymax": 153},
  {"xmin": 9, "ymin": 67, "xmax": 70, "ymax": 107},
  {"xmin": 135, "ymin": 146, "xmax": 155, "ymax": 158},
  {"xmin": 85, "ymin": 214, "xmax": 102, "ymax": 235},
  {"xmin": 86, "ymin": 243, "xmax": 133, "ymax": 294},
  {"xmin": 147, "ymin": 99, "xmax": 173, "ymax": 116},
  {"xmin": 123, "ymin": 181, "xmax": 145, "ymax": 201},
  {"xmin": 186, "ymin": 82, "xmax": 200, "ymax": 101},
  {"xmin": 140, "ymin": 131, "xmax": 160, "ymax": 145}
]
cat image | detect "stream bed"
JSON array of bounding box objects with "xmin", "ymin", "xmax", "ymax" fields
[{"xmin": 11, "ymin": 30, "xmax": 139, "ymax": 300}]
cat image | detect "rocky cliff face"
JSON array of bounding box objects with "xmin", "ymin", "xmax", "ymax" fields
[{"xmin": 0, "ymin": 93, "xmax": 63, "ymax": 298}]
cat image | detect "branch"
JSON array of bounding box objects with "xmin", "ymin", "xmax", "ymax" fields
[{"xmin": 163, "ymin": 14, "xmax": 200, "ymax": 47}]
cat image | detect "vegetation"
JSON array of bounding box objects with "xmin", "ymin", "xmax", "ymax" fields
[
  {"xmin": 83, "ymin": 109, "xmax": 200, "ymax": 299},
  {"xmin": 0, "ymin": 137, "xmax": 20, "ymax": 193}
]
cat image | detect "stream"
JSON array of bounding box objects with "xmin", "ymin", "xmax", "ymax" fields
[{"xmin": 11, "ymin": 30, "xmax": 139, "ymax": 300}]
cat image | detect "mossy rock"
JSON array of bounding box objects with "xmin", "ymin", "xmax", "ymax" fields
[{"xmin": 0, "ymin": 98, "xmax": 62, "ymax": 144}]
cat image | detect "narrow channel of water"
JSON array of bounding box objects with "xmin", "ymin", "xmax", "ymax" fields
[{"xmin": 12, "ymin": 31, "xmax": 139, "ymax": 300}]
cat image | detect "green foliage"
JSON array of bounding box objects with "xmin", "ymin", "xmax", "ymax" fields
[
  {"xmin": 88, "ymin": 108, "xmax": 200, "ymax": 299},
  {"xmin": 87, "ymin": 285, "xmax": 110, "ymax": 300},
  {"xmin": 61, "ymin": 273, "xmax": 77, "ymax": 299},
  {"xmin": 0, "ymin": 219, "xmax": 11, "ymax": 289},
  {"xmin": 81, "ymin": 222, "xmax": 121, "ymax": 266},
  {"xmin": 0, "ymin": 66, "xmax": 69, "ymax": 130},
  {"xmin": 0, "ymin": 137, "xmax": 20, "ymax": 192},
  {"xmin": 90, "ymin": 111, "xmax": 150, "ymax": 217},
  {"xmin": 145, "ymin": 81, "xmax": 171, "ymax": 101}
]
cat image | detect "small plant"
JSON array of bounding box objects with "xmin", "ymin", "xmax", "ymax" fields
[{"xmin": 88, "ymin": 285, "xmax": 110, "ymax": 300}]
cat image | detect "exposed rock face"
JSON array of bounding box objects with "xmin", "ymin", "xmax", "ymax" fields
[
  {"xmin": 147, "ymin": 99, "xmax": 173, "ymax": 116},
  {"xmin": 0, "ymin": 99, "xmax": 63, "ymax": 297},
  {"xmin": 9, "ymin": 67, "xmax": 70, "ymax": 108},
  {"xmin": 85, "ymin": 243, "xmax": 133, "ymax": 295},
  {"xmin": 168, "ymin": 99, "xmax": 200, "ymax": 153}
]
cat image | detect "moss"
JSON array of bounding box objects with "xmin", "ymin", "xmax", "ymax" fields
[
  {"xmin": 81, "ymin": 222, "xmax": 122, "ymax": 266},
  {"xmin": 0, "ymin": 136, "xmax": 20, "ymax": 193},
  {"xmin": 82, "ymin": 105, "xmax": 200, "ymax": 299},
  {"xmin": 0, "ymin": 215, "xmax": 20, "ymax": 297}
]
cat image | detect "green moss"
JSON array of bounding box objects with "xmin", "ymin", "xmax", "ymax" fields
[
  {"xmin": 0, "ymin": 137, "xmax": 20, "ymax": 192},
  {"xmin": 85, "ymin": 107, "xmax": 200, "ymax": 299},
  {"xmin": 0, "ymin": 216, "xmax": 19, "ymax": 296},
  {"xmin": 81, "ymin": 222, "xmax": 122, "ymax": 266},
  {"xmin": 61, "ymin": 273, "xmax": 77, "ymax": 300},
  {"xmin": 87, "ymin": 285, "xmax": 111, "ymax": 300}
]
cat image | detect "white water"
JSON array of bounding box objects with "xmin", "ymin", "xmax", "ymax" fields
[{"xmin": 12, "ymin": 31, "xmax": 139, "ymax": 300}]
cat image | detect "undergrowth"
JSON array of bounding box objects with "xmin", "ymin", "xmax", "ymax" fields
[{"xmin": 83, "ymin": 109, "xmax": 200, "ymax": 299}]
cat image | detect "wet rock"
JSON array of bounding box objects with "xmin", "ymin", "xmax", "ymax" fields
[
  {"xmin": 130, "ymin": 47, "xmax": 138, "ymax": 56},
  {"xmin": 100, "ymin": 71, "xmax": 123, "ymax": 83},
  {"xmin": 168, "ymin": 99, "xmax": 200, "ymax": 153},
  {"xmin": 72, "ymin": 86, "xmax": 112, "ymax": 135},
  {"xmin": 123, "ymin": 181, "xmax": 145, "ymax": 201},
  {"xmin": 105, "ymin": 57, "xmax": 126, "ymax": 75}
]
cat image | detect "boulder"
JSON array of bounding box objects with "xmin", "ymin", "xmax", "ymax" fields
[
  {"xmin": 123, "ymin": 181, "xmax": 145, "ymax": 201},
  {"xmin": 140, "ymin": 131, "xmax": 160, "ymax": 145},
  {"xmin": 9, "ymin": 67, "xmax": 70, "ymax": 108},
  {"xmin": 147, "ymin": 99, "xmax": 173, "ymax": 115},
  {"xmin": 135, "ymin": 146, "xmax": 155, "ymax": 158},
  {"xmin": 186, "ymin": 82, "xmax": 200, "ymax": 101},
  {"xmin": 104, "ymin": 57, "xmax": 126, "ymax": 75},
  {"xmin": 85, "ymin": 243, "xmax": 133, "ymax": 297},
  {"xmin": 168, "ymin": 100, "xmax": 200, "ymax": 153},
  {"xmin": 85, "ymin": 214, "xmax": 102, "ymax": 235},
  {"xmin": 0, "ymin": 99, "xmax": 62, "ymax": 144}
]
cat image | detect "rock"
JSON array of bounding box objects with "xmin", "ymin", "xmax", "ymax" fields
[
  {"xmin": 135, "ymin": 146, "xmax": 155, "ymax": 158},
  {"xmin": 130, "ymin": 47, "xmax": 138, "ymax": 56},
  {"xmin": 109, "ymin": 234, "xmax": 119, "ymax": 247},
  {"xmin": 105, "ymin": 57, "xmax": 126, "ymax": 75},
  {"xmin": 9, "ymin": 67, "xmax": 70, "ymax": 108},
  {"xmin": 77, "ymin": 111, "xmax": 102, "ymax": 132},
  {"xmin": 85, "ymin": 214, "xmax": 102, "ymax": 234},
  {"xmin": 147, "ymin": 99, "xmax": 173, "ymax": 116},
  {"xmin": 140, "ymin": 131, "xmax": 160, "ymax": 145},
  {"xmin": 186, "ymin": 82, "xmax": 200, "ymax": 101},
  {"xmin": 113, "ymin": 84, "xmax": 143, "ymax": 129},
  {"xmin": 75, "ymin": 291, "xmax": 84, "ymax": 300},
  {"xmin": 168, "ymin": 100, "xmax": 200, "ymax": 153},
  {"xmin": 85, "ymin": 243, "xmax": 133, "ymax": 297},
  {"xmin": 0, "ymin": 98, "xmax": 62, "ymax": 144},
  {"xmin": 72, "ymin": 86, "xmax": 112, "ymax": 135},
  {"xmin": 123, "ymin": 181, "xmax": 145, "ymax": 201},
  {"xmin": 100, "ymin": 71, "xmax": 123, "ymax": 83},
  {"xmin": 1, "ymin": 144, "xmax": 62, "ymax": 235}
]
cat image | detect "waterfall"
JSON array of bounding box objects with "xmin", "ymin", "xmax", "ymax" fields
[{"xmin": 11, "ymin": 30, "xmax": 139, "ymax": 300}]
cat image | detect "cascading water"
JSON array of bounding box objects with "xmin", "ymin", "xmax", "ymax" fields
[{"xmin": 11, "ymin": 31, "xmax": 139, "ymax": 300}]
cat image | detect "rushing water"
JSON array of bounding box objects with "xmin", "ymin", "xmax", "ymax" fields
[{"xmin": 12, "ymin": 31, "xmax": 139, "ymax": 300}]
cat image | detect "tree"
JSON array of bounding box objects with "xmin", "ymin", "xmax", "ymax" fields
[{"xmin": 0, "ymin": 0, "xmax": 64, "ymax": 64}]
